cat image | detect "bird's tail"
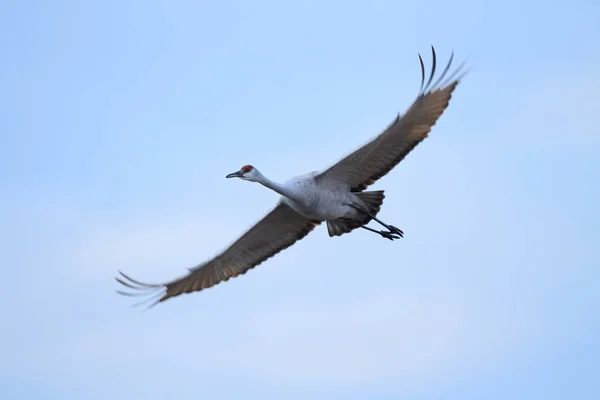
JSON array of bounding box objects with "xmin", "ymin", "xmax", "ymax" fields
[
  {"xmin": 355, "ymin": 190, "xmax": 385, "ymax": 216},
  {"xmin": 326, "ymin": 190, "xmax": 385, "ymax": 237}
]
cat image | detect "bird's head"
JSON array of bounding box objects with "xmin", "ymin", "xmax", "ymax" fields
[{"xmin": 226, "ymin": 164, "xmax": 260, "ymax": 182}]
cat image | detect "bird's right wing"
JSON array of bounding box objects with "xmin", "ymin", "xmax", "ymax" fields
[
  {"xmin": 116, "ymin": 202, "xmax": 321, "ymax": 307},
  {"xmin": 315, "ymin": 47, "xmax": 466, "ymax": 192}
]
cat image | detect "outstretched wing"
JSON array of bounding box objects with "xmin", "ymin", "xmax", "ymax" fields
[
  {"xmin": 116, "ymin": 202, "xmax": 321, "ymax": 307},
  {"xmin": 316, "ymin": 46, "xmax": 466, "ymax": 192}
]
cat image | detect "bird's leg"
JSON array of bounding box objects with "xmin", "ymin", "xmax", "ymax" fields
[
  {"xmin": 346, "ymin": 203, "xmax": 405, "ymax": 238},
  {"xmin": 360, "ymin": 226, "xmax": 401, "ymax": 241},
  {"xmin": 367, "ymin": 214, "xmax": 404, "ymax": 237}
]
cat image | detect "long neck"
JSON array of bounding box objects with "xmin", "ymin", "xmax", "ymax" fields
[{"xmin": 256, "ymin": 173, "xmax": 296, "ymax": 200}]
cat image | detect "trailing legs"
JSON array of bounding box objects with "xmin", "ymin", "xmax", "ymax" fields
[
  {"xmin": 360, "ymin": 225, "xmax": 402, "ymax": 241},
  {"xmin": 346, "ymin": 202, "xmax": 404, "ymax": 240},
  {"xmin": 367, "ymin": 213, "xmax": 404, "ymax": 237}
]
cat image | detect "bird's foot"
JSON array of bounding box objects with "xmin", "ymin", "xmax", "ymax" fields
[
  {"xmin": 380, "ymin": 230, "xmax": 401, "ymax": 241},
  {"xmin": 388, "ymin": 225, "xmax": 404, "ymax": 237},
  {"xmin": 360, "ymin": 225, "xmax": 402, "ymax": 241}
]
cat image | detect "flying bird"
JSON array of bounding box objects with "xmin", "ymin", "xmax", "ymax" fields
[{"xmin": 116, "ymin": 46, "xmax": 467, "ymax": 307}]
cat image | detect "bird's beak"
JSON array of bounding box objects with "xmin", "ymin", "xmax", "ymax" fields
[{"xmin": 226, "ymin": 170, "xmax": 244, "ymax": 179}]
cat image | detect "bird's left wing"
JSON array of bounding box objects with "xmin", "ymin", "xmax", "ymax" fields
[{"xmin": 116, "ymin": 202, "xmax": 320, "ymax": 307}]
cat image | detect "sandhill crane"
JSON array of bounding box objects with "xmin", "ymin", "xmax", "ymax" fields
[{"xmin": 116, "ymin": 46, "xmax": 466, "ymax": 307}]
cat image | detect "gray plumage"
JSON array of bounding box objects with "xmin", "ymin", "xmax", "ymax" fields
[{"xmin": 116, "ymin": 46, "xmax": 466, "ymax": 307}]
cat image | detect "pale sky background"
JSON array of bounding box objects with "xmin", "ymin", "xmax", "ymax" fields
[{"xmin": 1, "ymin": 0, "xmax": 599, "ymax": 399}]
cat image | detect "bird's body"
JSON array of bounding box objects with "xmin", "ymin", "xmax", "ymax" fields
[
  {"xmin": 116, "ymin": 46, "xmax": 467, "ymax": 307},
  {"xmin": 278, "ymin": 172, "xmax": 362, "ymax": 221}
]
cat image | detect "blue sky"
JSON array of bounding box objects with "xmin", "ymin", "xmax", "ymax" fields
[{"xmin": 1, "ymin": 0, "xmax": 599, "ymax": 399}]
